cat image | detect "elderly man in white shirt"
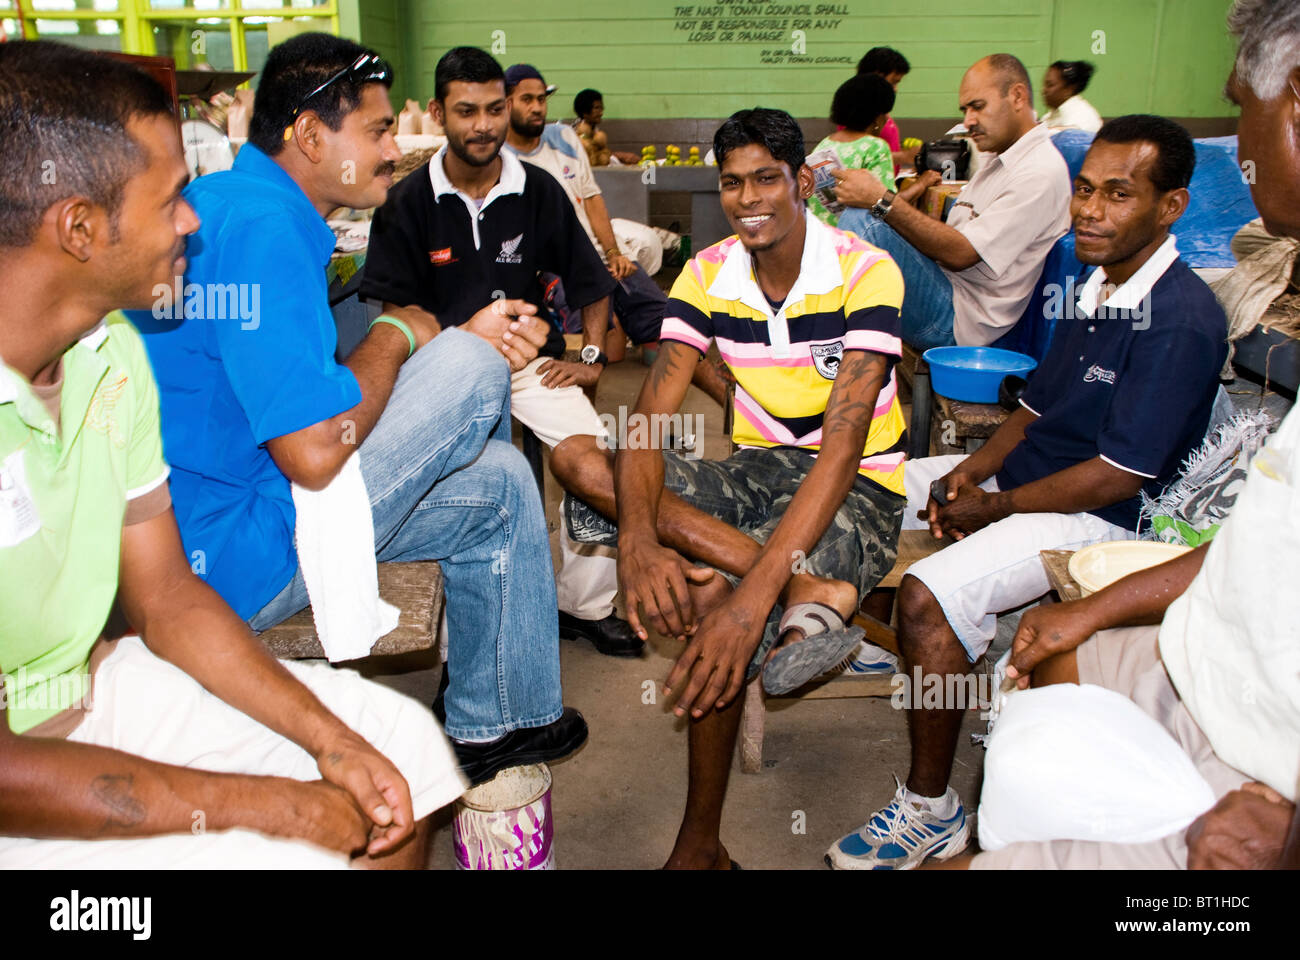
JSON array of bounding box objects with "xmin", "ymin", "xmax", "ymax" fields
[{"xmin": 835, "ymin": 54, "xmax": 1072, "ymax": 349}]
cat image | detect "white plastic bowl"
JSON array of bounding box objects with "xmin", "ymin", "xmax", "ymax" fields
[{"xmin": 1068, "ymin": 541, "xmax": 1192, "ymax": 597}]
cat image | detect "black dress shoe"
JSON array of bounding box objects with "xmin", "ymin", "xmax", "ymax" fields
[
  {"xmin": 558, "ymin": 611, "xmax": 645, "ymax": 657},
  {"xmin": 452, "ymin": 707, "xmax": 589, "ymax": 786}
]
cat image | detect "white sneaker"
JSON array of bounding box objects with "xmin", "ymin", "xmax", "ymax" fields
[
  {"xmin": 826, "ymin": 779, "xmax": 969, "ymax": 870},
  {"xmin": 837, "ymin": 638, "xmax": 900, "ymax": 676}
]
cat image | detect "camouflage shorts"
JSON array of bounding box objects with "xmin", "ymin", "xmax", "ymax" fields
[{"xmin": 567, "ymin": 446, "xmax": 906, "ymax": 678}]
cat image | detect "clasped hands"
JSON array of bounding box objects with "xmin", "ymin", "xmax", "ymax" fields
[
  {"xmin": 923, "ymin": 470, "xmax": 1008, "ymax": 542},
  {"xmin": 618, "ymin": 535, "xmax": 762, "ymax": 721}
]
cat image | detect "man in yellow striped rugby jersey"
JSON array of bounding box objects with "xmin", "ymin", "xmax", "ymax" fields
[{"xmin": 564, "ymin": 108, "xmax": 907, "ymax": 869}]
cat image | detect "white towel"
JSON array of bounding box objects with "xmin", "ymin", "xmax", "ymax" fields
[{"xmin": 290, "ymin": 453, "xmax": 399, "ymax": 663}]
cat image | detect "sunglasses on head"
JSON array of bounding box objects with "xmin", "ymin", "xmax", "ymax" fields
[{"xmin": 283, "ymin": 52, "xmax": 394, "ymax": 140}]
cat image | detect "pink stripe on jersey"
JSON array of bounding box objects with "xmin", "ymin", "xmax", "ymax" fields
[
  {"xmin": 695, "ymin": 238, "xmax": 735, "ymax": 266},
  {"xmin": 661, "ymin": 316, "xmax": 711, "ymax": 352},
  {"xmin": 716, "ymin": 336, "xmax": 815, "ymax": 368},
  {"xmin": 732, "ymin": 388, "xmax": 797, "ymax": 445},
  {"xmin": 722, "ymin": 353, "xmax": 815, "ymax": 368},
  {"xmin": 873, "ymin": 374, "xmax": 898, "ymax": 418},
  {"xmin": 859, "ymin": 451, "xmax": 906, "ymax": 473},
  {"xmin": 844, "ymin": 250, "xmax": 891, "ymax": 288},
  {"xmin": 844, "ymin": 329, "xmax": 902, "ymax": 356},
  {"xmin": 833, "ymin": 230, "xmax": 874, "ymax": 257}
]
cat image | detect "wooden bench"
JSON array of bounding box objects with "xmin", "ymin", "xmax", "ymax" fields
[
  {"xmin": 738, "ymin": 529, "xmax": 947, "ymax": 773},
  {"xmin": 258, "ymin": 561, "xmax": 442, "ymax": 660}
]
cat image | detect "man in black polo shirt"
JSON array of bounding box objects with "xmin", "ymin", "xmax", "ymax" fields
[
  {"xmin": 827, "ymin": 115, "xmax": 1228, "ymax": 871},
  {"xmin": 361, "ymin": 47, "xmax": 642, "ymax": 658}
]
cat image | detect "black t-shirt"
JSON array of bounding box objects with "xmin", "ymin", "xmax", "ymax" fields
[{"xmin": 360, "ymin": 154, "xmax": 615, "ymax": 358}]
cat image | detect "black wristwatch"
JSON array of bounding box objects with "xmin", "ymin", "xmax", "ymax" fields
[
  {"xmin": 870, "ymin": 188, "xmax": 897, "ymax": 221},
  {"xmin": 580, "ymin": 344, "xmax": 608, "ymax": 366}
]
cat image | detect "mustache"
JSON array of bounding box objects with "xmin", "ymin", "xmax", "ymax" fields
[{"xmin": 374, "ymin": 161, "xmax": 396, "ymax": 177}]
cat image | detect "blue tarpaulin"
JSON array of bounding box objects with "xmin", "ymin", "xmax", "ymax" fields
[{"xmin": 1050, "ymin": 130, "xmax": 1258, "ymax": 269}]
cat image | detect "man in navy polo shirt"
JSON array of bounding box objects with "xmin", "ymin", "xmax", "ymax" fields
[
  {"xmin": 360, "ymin": 47, "xmax": 644, "ymax": 658},
  {"xmin": 827, "ymin": 114, "xmax": 1228, "ymax": 870},
  {"xmin": 135, "ymin": 33, "xmax": 587, "ymax": 785}
]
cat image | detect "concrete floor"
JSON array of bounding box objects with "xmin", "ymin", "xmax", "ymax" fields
[{"xmin": 364, "ymin": 348, "xmax": 988, "ymax": 870}]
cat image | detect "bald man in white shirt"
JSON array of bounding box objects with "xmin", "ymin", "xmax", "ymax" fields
[{"xmin": 836, "ymin": 54, "xmax": 1071, "ymax": 349}]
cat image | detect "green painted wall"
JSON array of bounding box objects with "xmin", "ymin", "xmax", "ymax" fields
[
  {"xmin": 342, "ymin": 0, "xmax": 1237, "ymax": 120},
  {"xmin": 341, "ymin": 0, "xmax": 411, "ymax": 107}
]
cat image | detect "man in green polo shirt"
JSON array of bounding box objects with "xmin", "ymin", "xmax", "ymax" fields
[{"xmin": 0, "ymin": 40, "xmax": 463, "ymax": 869}]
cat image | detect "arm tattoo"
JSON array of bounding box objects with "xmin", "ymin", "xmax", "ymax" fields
[
  {"xmin": 822, "ymin": 351, "xmax": 887, "ymax": 445},
  {"xmin": 91, "ymin": 773, "xmax": 146, "ymax": 830},
  {"xmin": 646, "ymin": 340, "xmax": 699, "ymax": 396}
]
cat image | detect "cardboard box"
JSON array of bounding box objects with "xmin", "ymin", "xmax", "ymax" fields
[{"xmin": 923, "ymin": 181, "xmax": 967, "ymax": 221}]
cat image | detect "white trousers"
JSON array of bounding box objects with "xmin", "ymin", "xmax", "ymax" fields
[
  {"xmin": 0, "ymin": 637, "xmax": 465, "ymax": 869},
  {"xmin": 510, "ymin": 357, "xmax": 618, "ymax": 620}
]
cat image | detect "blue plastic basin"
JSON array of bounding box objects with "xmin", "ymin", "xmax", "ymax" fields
[{"xmin": 922, "ymin": 346, "xmax": 1038, "ymax": 403}]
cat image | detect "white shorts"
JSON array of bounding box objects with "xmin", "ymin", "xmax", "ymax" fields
[
  {"xmin": 510, "ymin": 356, "xmax": 608, "ymax": 449},
  {"xmin": 901, "ymin": 455, "xmax": 1134, "ymax": 661},
  {"xmin": 0, "ymin": 637, "xmax": 466, "ymax": 869}
]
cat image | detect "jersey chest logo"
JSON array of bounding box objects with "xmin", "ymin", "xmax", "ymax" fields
[
  {"xmin": 811, "ymin": 340, "xmax": 844, "ymax": 380},
  {"xmin": 1083, "ymin": 364, "xmax": 1116, "ymax": 385},
  {"xmin": 495, "ymin": 233, "xmax": 525, "ymax": 264}
]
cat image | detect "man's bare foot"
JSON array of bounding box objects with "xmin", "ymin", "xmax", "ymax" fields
[{"xmin": 664, "ymin": 841, "xmax": 734, "ymax": 870}]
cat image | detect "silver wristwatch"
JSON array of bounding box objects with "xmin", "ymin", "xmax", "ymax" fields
[
  {"xmin": 870, "ymin": 188, "xmax": 897, "ymax": 221},
  {"xmin": 580, "ymin": 344, "xmax": 608, "ymax": 366}
]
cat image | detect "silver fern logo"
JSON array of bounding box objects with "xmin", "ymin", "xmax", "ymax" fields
[{"xmin": 495, "ymin": 233, "xmax": 524, "ymax": 264}]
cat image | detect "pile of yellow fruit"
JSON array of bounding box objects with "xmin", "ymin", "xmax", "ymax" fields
[{"xmin": 639, "ymin": 144, "xmax": 706, "ymax": 167}]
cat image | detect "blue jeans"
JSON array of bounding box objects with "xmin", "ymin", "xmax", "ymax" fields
[
  {"xmin": 249, "ymin": 328, "xmax": 563, "ymax": 741},
  {"xmin": 838, "ymin": 210, "xmax": 957, "ymax": 350}
]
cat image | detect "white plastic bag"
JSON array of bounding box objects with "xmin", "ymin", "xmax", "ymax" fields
[{"xmin": 978, "ymin": 683, "xmax": 1215, "ymax": 851}]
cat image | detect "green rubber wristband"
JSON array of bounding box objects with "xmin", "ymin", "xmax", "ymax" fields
[{"xmin": 370, "ymin": 315, "xmax": 416, "ymax": 358}]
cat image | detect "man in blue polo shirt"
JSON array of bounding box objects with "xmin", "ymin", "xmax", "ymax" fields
[
  {"xmin": 827, "ymin": 115, "xmax": 1228, "ymax": 870},
  {"xmin": 134, "ymin": 33, "xmax": 587, "ymax": 785}
]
